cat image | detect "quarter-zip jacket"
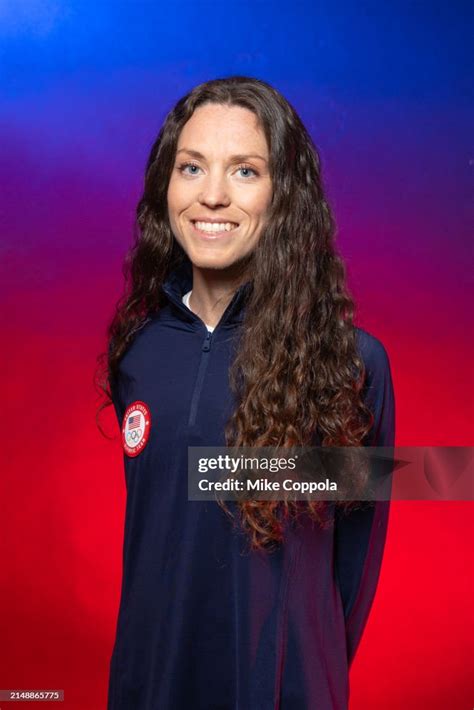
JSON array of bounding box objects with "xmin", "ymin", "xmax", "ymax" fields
[{"xmin": 107, "ymin": 259, "xmax": 395, "ymax": 710}]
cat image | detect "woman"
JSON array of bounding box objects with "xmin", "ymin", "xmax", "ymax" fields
[{"xmin": 98, "ymin": 76, "xmax": 395, "ymax": 709}]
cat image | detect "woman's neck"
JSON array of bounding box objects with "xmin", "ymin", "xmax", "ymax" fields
[{"xmin": 188, "ymin": 265, "xmax": 244, "ymax": 329}]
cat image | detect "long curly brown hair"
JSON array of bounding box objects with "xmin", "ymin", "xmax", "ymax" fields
[{"xmin": 96, "ymin": 76, "xmax": 374, "ymax": 551}]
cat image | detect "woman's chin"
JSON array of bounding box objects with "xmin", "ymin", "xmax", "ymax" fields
[{"xmin": 187, "ymin": 252, "xmax": 236, "ymax": 272}]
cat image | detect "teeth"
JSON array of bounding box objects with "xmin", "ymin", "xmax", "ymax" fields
[{"xmin": 194, "ymin": 221, "xmax": 238, "ymax": 233}]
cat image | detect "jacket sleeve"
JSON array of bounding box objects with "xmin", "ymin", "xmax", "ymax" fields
[
  {"xmin": 111, "ymin": 376, "xmax": 126, "ymax": 429},
  {"xmin": 333, "ymin": 330, "xmax": 396, "ymax": 667},
  {"xmin": 108, "ymin": 336, "xmax": 128, "ymax": 429}
]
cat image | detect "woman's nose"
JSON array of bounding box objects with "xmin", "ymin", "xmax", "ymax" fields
[{"xmin": 198, "ymin": 172, "xmax": 231, "ymax": 208}]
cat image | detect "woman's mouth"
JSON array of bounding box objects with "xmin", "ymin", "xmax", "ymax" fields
[{"xmin": 191, "ymin": 220, "xmax": 239, "ymax": 238}]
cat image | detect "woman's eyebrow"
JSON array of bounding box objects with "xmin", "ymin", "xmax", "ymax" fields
[{"xmin": 176, "ymin": 148, "xmax": 268, "ymax": 163}]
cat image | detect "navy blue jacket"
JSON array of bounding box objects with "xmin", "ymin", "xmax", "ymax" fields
[{"xmin": 107, "ymin": 259, "xmax": 395, "ymax": 710}]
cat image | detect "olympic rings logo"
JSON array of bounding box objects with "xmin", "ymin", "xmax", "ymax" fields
[{"xmin": 126, "ymin": 428, "xmax": 143, "ymax": 443}]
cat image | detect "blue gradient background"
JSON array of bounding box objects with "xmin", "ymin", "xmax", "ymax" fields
[{"xmin": 1, "ymin": 2, "xmax": 472, "ymax": 708}]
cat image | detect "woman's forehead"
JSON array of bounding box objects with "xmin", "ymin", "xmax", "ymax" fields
[{"xmin": 177, "ymin": 104, "xmax": 268, "ymax": 155}]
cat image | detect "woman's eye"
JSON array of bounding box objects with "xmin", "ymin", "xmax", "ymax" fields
[
  {"xmin": 237, "ymin": 166, "xmax": 257, "ymax": 178},
  {"xmin": 179, "ymin": 163, "xmax": 201, "ymax": 175}
]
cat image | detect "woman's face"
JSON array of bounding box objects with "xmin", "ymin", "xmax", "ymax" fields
[{"xmin": 167, "ymin": 103, "xmax": 272, "ymax": 272}]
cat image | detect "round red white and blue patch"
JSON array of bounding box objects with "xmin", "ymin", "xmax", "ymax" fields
[{"xmin": 121, "ymin": 401, "xmax": 151, "ymax": 457}]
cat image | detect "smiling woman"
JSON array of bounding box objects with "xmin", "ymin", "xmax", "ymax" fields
[
  {"xmin": 97, "ymin": 75, "xmax": 395, "ymax": 710},
  {"xmin": 167, "ymin": 103, "xmax": 273, "ymax": 327}
]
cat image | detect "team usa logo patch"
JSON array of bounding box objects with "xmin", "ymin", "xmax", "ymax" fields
[{"xmin": 122, "ymin": 401, "xmax": 151, "ymax": 457}]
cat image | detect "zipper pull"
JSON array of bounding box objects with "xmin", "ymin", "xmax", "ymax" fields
[{"xmin": 202, "ymin": 331, "xmax": 212, "ymax": 352}]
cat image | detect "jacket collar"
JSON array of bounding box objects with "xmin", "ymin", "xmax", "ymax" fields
[{"xmin": 161, "ymin": 258, "xmax": 251, "ymax": 327}]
